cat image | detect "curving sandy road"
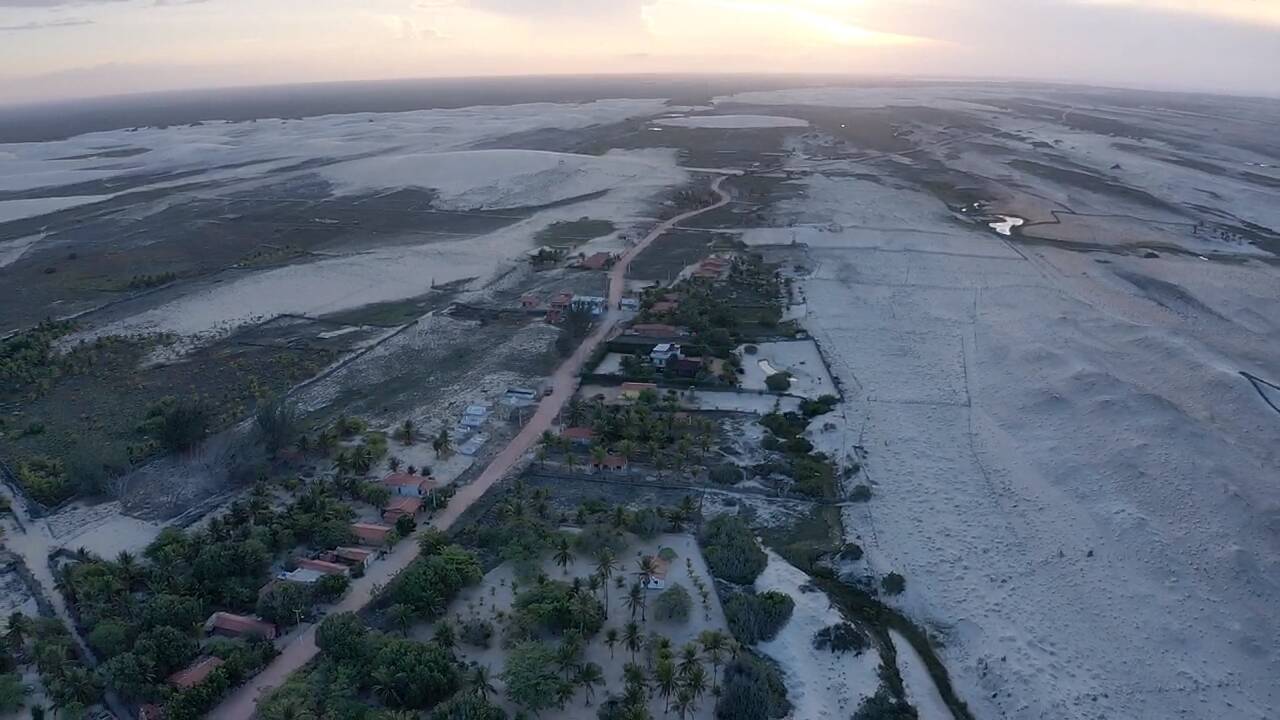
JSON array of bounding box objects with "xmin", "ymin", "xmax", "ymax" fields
[{"xmin": 208, "ymin": 174, "xmax": 732, "ymax": 719}]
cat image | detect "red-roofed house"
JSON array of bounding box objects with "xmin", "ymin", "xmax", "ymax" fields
[
  {"xmin": 351, "ymin": 522, "xmax": 394, "ymax": 546},
  {"xmin": 297, "ymin": 558, "xmax": 349, "ymax": 577},
  {"xmin": 382, "ymin": 473, "xmax": 438, "ymax": 498},
  {"xmin": 560, "ymin": 426, "xmax": 596, "ymax": 446},
  {"xmin": 382, "ymin": 496, "xmax": 423, "ymax": 523},
  {"xmin": 520, "ymin": 294, "xmax": 541, "ymax": 309},
  {"xmin": 645, "ymin": 558, "xmax": 671, "ymax": 590},
  {"xmin": 331, "ymin": 546, "xmax": 375, "ymax": 569},
  {"xmin": 168, "ymin": 656, "xmax": 225, "ymax": 690},
  {"xmin": 579, "ymin": 252, "xmax": 612, "ymax": 271},
  {"xmin": 204, "ymin": 612, "xmax": 277, "ymax": 640},
  {"xmin": 550, "ymin": 291, "xmax": 575, "ymax": 310},
  {"xmin": 650, "ymin": 300, "xmax": 679, "ymax": 315},
  {"xmin": 593, "ymin": 455, "xmax": 629, "ymax": 473}
]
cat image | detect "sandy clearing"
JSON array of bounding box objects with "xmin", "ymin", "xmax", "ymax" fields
[
  {"xmin": 755, "ymin": 550, "xmax": 881, "ymax": 719},
  {"xmin": 654, "ymin": 115, "xmax": 809, "ymax": 129},
  {"xmin": 737, "ymin": 340, "xmax": 837, "ymax": 400},
  {"xmin": 0, "ymin": 195, "xmax": 113, "ymax": 224},
  {"xmin": 890, "ymin": 629, "xmax": 953, "ymax": 720}
]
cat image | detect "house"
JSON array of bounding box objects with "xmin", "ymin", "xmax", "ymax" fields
[
  {"xmin": 650, "ymin": 300, "xmax": 679, "ymax": 315},
  {"xmin": 560, "ymin": 426, "xmax": 596, "ymax": 446},
  {"xmin": 383, "ymin": 473, "xmax": 437, "ymax": 498},
  {"xmin": 168, "ymin": 656, "xmax": 225, "ymax": 690},
  {"xmin": 572, "ymin": 295, "xmax": 608, "ymax": 315},
  {"xmin": 620, "ymin": 382, "xmax": 658, "ymax": 400},
  {"xmin": 579, "ymin": 252, "xmax": 612, "ymax": 271},
  {"xmin": 668, "ymin": 357, "xmax": 705, "ymax": 379},
  {"xmin": 298, "ymin": 558, "xmax": 349, "ymax": 577},
  {"xmin": 503, "ymin": 387, "xmax": 539, "ymax": 407},
  {"xmin": 545, "ymin": 308, "xmax": 563, "ymax": 325},
  {"xmin": 549, "ymin": 291, "xmax": 575, "ymax": 310},
  {"xmin": 620, "ymin": 297, "xmax": 640, "ymax": 311},
  {"xmin": 277, "ymin": 567, "xmax": 326, "ymax": 585},
  {"xmin": 593, "ymin": 455, "xmax": 629, "ymax": 472},
  {"xmin": 627, "ymin": 323, "xmax": 680, "ymax": 338},
  {"xmin": 382, "ymin": 496, "xmax": 423, "ymax": 523},
  {"xmin": 650, "ymin": 343, "xmax": 682, "ymax": 369},
  {"xmin": 204, "ymin": 612, "xmax": 277, "ymax": 640},
  {"xmin": 461, "ymin": 404, "xmax": 491, "ymax": 428},
  {"xmin": 519, "ymin": 294, "xmax": 541, "ymax": 310},
  {"xmin": 332, "ymin": 546, "xmax": 375, "ymax": 569},
  {"xmin": 646, "ymin": 558, "xmax": 670, "ymax": 590},
  {"xmin": 351, "ymin": 522, "xmax": 394, "ymax": 546}
]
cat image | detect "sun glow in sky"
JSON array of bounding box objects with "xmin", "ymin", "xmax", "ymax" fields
[{"xmin": 0, "ymin": 0, "xmax": 1277, "ymax": 103}]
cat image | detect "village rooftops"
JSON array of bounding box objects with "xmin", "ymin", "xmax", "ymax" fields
[
  {"xmin": 383, "ymin": 495, "xmax": 423, "ymax": 521},
  {"xmin": 168, "ymin": 656, "xmax": 225, "ymax": 689},
  {"xmin": 594, "ymin": 455, "xmax": 628, "ymax": 471},
  {"xmin": 560, "ymin": 426, "xmax": 596, "ymax": 442},
  {"xmin": 351, "ymin": 522, "xmax": 394, "ymax": 546},
  {"xmin": 297, "ymin": 558, "xmax": 349, "ymax": 576},
  {"xmin": 650, "ymin": 300, "xmax": 679, "ymax": 314},
  {"xmin": 333, "ymin": 546, "xmax": 375, "ymax": 566},
  {"xmin": 627, "ymin": 323, "xmax": 681, "ymax": 338},
  {"xmin": 204, "ymin": 611, "xmax": 277, "ymax": 640},
  {"xmin": 579, "ymin": 252, "xmax": 612, "ymax": 271},
  {"xmin": 382, "ymin": 473, "xmax": 438, "ymax": 497}
]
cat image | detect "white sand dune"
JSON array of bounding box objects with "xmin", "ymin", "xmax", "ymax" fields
[{"xmin": 654, "ymin": 115, "xmax": 809, "ymax": 129}]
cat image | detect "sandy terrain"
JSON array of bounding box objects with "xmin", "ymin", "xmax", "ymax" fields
[
  {"xmin": 654, "ymin": 115, "xmax": 810, "ymax": 129},
  {"xmin": 737, "ymin": 340, "xmax": 837, "ymax": 399},
  {"xmin": 426, "ymin": 533, "xmax": 729, "ymax": 719}
]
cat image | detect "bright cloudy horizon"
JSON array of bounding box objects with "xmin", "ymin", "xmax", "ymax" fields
[{"xmin": 2, "ymin": 0, "xmax": 1279, "ymax": 105}]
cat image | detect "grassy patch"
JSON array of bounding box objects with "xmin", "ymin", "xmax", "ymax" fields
[{"xmin": 534, "ymin": 218, "xmax": 615, "ymax": 246}]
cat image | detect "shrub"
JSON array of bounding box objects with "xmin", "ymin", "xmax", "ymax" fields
[
  {"xmin": 503, "ymin": 642, "xmax": 571, "ymax": 716},
  {"xmin": 460, "ymin": 618, "xmax": 495, "ymax": 649},
  {"xmin": 512, "ymin": 581, "xmax": 604, "ymax": 637},
  {"xmin": 743, "ymin": 345, "xmax": 758, "ymax": 355},
  {"xmin": 813, "ymin": 623, "xmax": 869, "ymax": 655},
  {"xmin": 799, "ymin": 395, "xmax": 839, "ymax": 418},
  {"xmin": 651, "ymin": 583, "xmax": 692, "ymax": 622},
  {"xmin": 312, "ymin": 573, "xmax": 349, "ymax": 602},
  {"xmin": 256, "ymin": 581, "xmax": 311, "ymax": 628},
  {"xmin": 839, "ymin": 543, "xmax": 864, "ymax": 561},
  {"xmin": 849, "ymin": 484, "xmax": 873, "ymax": 502},
  {"xmin": 709, "ymin": 463, "xmax": 744, "ymax": 485},
  {"xmin": 431, "ymin": 693, "xmax": 506, "ymax": 720},
  {"xmin": 724, "ymin": 591, "xmax": 794, "ymax": 645},
  {"xmin": 881, "ymin": 573, "xmax": 906, "ymax": 596},
  {"xmin": 765, "ymin": 373, "xmax": 792, "ymax": 392},
  {"xmin": 628, "ymin": 508, "xmax": 663, "ymax": 539},
  {"xmin": 853, "ymin": 688, "xmax": 919, "ymax": 720},
  {"xmin": 715, "ymin": 653, "xmax": 790, "ymax": 720},
  {"xmin": 698, "ymin": 515, "xmax": 766, "ymax": 584},
  {"xmin": 155, "ymin": 398, "xmax": 210, "ymax": 453}
]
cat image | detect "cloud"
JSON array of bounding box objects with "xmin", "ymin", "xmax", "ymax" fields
[{"xmin": 0, "ymin": 17, "xmax": 92, "ymax": 29}]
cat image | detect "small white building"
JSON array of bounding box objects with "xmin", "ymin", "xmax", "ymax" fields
[
  {"xmin": 620, "ymin": 297, "xmax": 640, "ymax": 311},
  {"xmin": 461, "ymin": 404, "xmax": 491, "ymax": 428},
  {"xmin": 650, "ymin": 343, "xmax": 682, "ymax": 369},
  {"xmin": 573, "ymin": 295, "xmax": 608, "ymax": 315},
  {"xmin": 277, "ymin": 568, "xmax": 325, "ymax": 585},
  {"xmin": 646, "ymin": 558, "xmax": 670, "ymax": 590}
]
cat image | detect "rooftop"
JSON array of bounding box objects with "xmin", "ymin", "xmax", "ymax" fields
[{"xmin": 168, "ymin": 656, "xmax": 225, "ymax": 689}]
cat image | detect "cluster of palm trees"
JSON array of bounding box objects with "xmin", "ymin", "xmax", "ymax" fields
[
  {"xmin": 4, "ymin": 612, "xmax": 100, "ymax": 718},
  {"xmin": 600, "ymin": 624, "xmax": 736, "ymax": 719},
  {"xmin": 538, "ymin": 396, "xmax": 717, "ymax": 479}
]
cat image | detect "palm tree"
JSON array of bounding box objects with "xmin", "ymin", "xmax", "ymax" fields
[
  {"xmin": 699, "ymin": 630, "xmax": 727, "ymax": 690},
  {"xmin": 594, "ymin": 550, "xmax": 618, "ymax": 617},
  {"xmin": 400, "ymin": 419, "xmax": 415, "ymax": 445},
  {"xmin": 566, "ymin": 452, "xmax": 579, "ymax": 474},
  {"xmin": 556, "ymin": 636, "xmax": 582, "ymax": 680},
  {"xmin": 433, "ymin": 428, "xmax": 452, "ymax": 458},
  {"xmin": 555, "ymin": 682, "xmax": 576, "ymax": 710},
  {"xmin": 673, "ymin": 689, "xmax": 695, "ymax": 720},
  {"xmin": 352, "ymin": 445, "xmax": 374, "ymax": 474},
  {"xmin": 587, "ymin": 573, "xmax": 602, "ymax": 601},
  {"xmin": 655, "ymin": 659, "xmax": 678, "ymax": 713},
  {"xmin": 623, "ymin": 621, "xmax": 642, "ymax": 662},
  {"xmin": 388, "ymin": 456, "xmax": 402, "ymax": 472},
  {"xmin": 624, "ymin": 583, "xmax": 643, "ymax": 621},
  {"xmin": 576, "ymin": 662, "xmax": 604, "ymax": 706},
  {"xmin": 5, "ymin": 612, "xmax": 29, "ymax": 655},
  {"xmin": 683, "ymin": 664, "xmax": 708, "ymax": 705},
  {"xmin": 387, "ymin": 603, "xmax": 414, "ymax": 637},
  {"xmin": 590, "ymin": 445, "xmax": 607, "ymax": 473},
  {"xmin": 469, "ymin": 665, "xmax": 496, "ymax": 700},
  {"xmin": 604, "ymin": 628, "xmax": 620, "ymax": 659},
  {"xmin": 554, "ymin": 537, "xmax": 573, "ymax": 575},
  {"xmin": 678, "ymin": 495, "xmax": 697, "ymax": 524},
  {"xmin": 678, "ymin": 643, "xmax": 700, "ymax": 680},
  {"xmin": 618, "ymin": 439, "xmax": 637, "ymax": 463}
]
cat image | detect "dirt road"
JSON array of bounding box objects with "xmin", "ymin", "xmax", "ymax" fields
[{"xmin": 208, "ymin": 175, "xmax": 732, "ymax": 718}]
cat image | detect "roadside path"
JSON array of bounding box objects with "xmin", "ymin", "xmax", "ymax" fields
[{"xmin": 208, "ymin": 174, "xmax": 732, "ymax": 718}]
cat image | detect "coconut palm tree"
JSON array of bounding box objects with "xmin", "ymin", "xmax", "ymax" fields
[
  {"xmin": 387, "ymin": 603, "xmax": 414, "ymax": 637},
  {"xmin": 683, "ymin": 664, "xmax": 708, "ymax": 705},
  {"xmin": 655, "ymin": 659, "xmax": 678, "ymax": 713},
  {"xmin": 554, "ymin": 536, "xmax": 573, "ymax": 575},
  {"xmin": 433, "ymin": 428, "xmax": 452, "ymax": 458},
  {"xmin": 623, "ymin": 621, "xmax": 642, "ymax": 662},
  {"xmin": 564, "ymin": 397, "xmax": 586, "ymax": 427},
  {"xmin": 556, "ymin": 636, "xmax": 582, "ymax": 680},
  {"xmin": 576, "ymin": 662, "xmax": 604, "ymax": 706},
  {"xmin": 673, "ymin": 689, "xmax": 695, "ymax": 720},
  {"xmin": 594, "ymin": 550, "xmax": 618, "ymax": 617},
  {"xmin": 624, "ymin": 583, "xmax": 643, "ymax": 621},
  {"xmin": 677, "ymin": 643, "xmax": 700, "ymax": 680},
  {"xmin": 590, "ymin": 445, "xmax": 607, "ymax": 473},
  {"xmin": 604, "ymin": 628, "xmax": 620, "ymax": 659},
  {"xmin": 566, "ymin": 452, "xmax": 579, "ymax": 474},
  {"xmin": 400, "ymin": 419, "xmax": 415, "ymax": 445},
  {"xmin": 352, "ymin": 445, "xmax": 375, "ymax": 474},
  {"xmin": 470, "ymin": 665, "xmax": 496, "ymax": 700},
  {"xmin": 5, "ymin": 612, "xmax": 29, "ymax": 655},
  {"xmin": 587, "ymin": 573, "xmax": 602, "ymax": 601},
  {"xmin": 698, "ymin": 630, "xmax": 727, "ymax": 689}
]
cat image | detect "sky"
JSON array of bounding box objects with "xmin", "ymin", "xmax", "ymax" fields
[{"xmin": 1, "ymin": 0, "xmax": 1278, "ymax": 104}]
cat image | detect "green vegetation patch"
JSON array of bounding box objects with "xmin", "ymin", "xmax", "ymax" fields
[
  {"xmin": 534, "ymin": 218, "xmax": 615, "ymax": 246},
  {"xmin": 698, "ymin": 514, "xmax": 767, "ymax": 585}
]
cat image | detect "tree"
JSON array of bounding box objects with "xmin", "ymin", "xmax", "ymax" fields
[
  {"xmin": 4, "ymin": 613, "xmax": 29, "ymax": 656},
  {"xmin": 554, "ymin": 537, "xmax": 573, "ymax": 575},
  {"xmin": 623, "ymin": 622, "xmax": 642, "ymax": 662},
  {"xmin": 468, "ymin": 665, "xmax": 496, "ymax": 701},
  {"xmin": 502, "ymin": 642, "xmax": 567, "ymax": 716},
  {"xmin": 881, "ymin": 573, "xmax": 906, "ymax": 596},
  {"xmin": 624, "ymin": 584, "xmax": 643, "ymax": 622},
  {"xmin": 255, "ymin": 399, "xmax": 298, "ymax": 454},
  {"xmin": 698, "ymin": 630, "xmax": 728, "ymax": 689},
  {"xmin": 715, "ymin": 655, "xmax": 789, "ymax": 720},
  {"xmin": 654, "ymin": 660, "xmax": 677, "ymax": 713},
  {"xmin": 765, "ymin": 373, "xmax": 791, "ymax": 392},
  {"xmin": 682, "ymin": 664, "xmax": 708, "ymax": 706},
  {"xmin": 698, "ymin": 515, "xmax": 766, "ymax": 584},
  {"xmin": 99, "ymin": 653, "xmax": 157, "ymax": 701},
  {"xmin": 674, "ymin": 689, "xmax": 695, "ymax": 720},
  {"xmin": 604, "ymin": 628, "xmax": 620, "ymax": 659},
  {"xmin": 653, "ymin": 584, "xmax": 692, "ymax": 623},
  {"xmin": 576, "ymin": 662, "xmax": 604, "ymax": 706},
  {"xmin": 156, "ymin": 399, "xmax": 209, "ymax": 453},
  {"xmin": 257, "ymin": 582, "xmax": 311, "ymax": 628},
  {"xmin": 316, "ymin": 613, "xmax": 369, "ymax": 664},
  {"xmin": 594, "ymin": 550, "xmax": 618, "ymax": 618},
  {"xmin": 370, "ymin": 638, "xmax": 460, "ymax": 709},
  {"xmin": 433, "ymin": 429, "xmax": 453, "ymax": 459},
  {"xmin": 400, "ymin": 419, "xmax": 415, "ymax": 445},
  {"xmin": 387, "ymin": 604, "xmax": 415, "ymax": 637},
  {"xmin": 0, "ymin": 673, "xmax": 28, "ymax": 714},
  {"xmin": 431, "ymin": 693, "xmax": 505, "ymax": 720},
  {"xmin": 87, "ymin": 620, "xmax": 131, "ymax": 659}
]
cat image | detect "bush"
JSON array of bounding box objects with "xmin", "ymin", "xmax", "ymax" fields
[
  {"xmin": 849, "ymin": 484, "xmax": 872, "ymax": 502},
  {"xmin": 699, "ymin": 515, "xmax": 766, "ymax": 584},
  {"xmin": 512, "ymin": 581, "xmax": 604, "ymax": 637},
  {"xmin": 853, "ymin": 688, "xmax": 919, "ymax": 720},
  {"xmin": 799, "ymin": 395, "xmax": 839, "ymax": 418},
  {"xmin": 503, "ymin": 642, "xmax": 571, "ymax": 716},
  {"xmin": 155, "ymin": 398, "xmax": 210, "ymax": 453},
  {"xmin": 813, "ymin": 623, "xmax": 869, "ymax": 654},
  {"xmin": 87, "ymin": 620, "xmax": 131, "ymax": 659},
  {"xmin": 651, "ymin": 584, "xmax": 692, "ymax": 622},
  {"xmin": 715, "ymin": 654, "xmax": 790, "ymax": 720},
  {"xmin": 881, "ymin": 573, "xmax": 906, "ymax": 596},
  {"xmin": 312, "ymin": 573, "xmax": 349, "ymax": 602},
  {"xmin": 709, "ymin": 463, "xmax": 744, "ymax": 485},
  {"xmin": 431, "ymin": 693, "xmax": 506, "ymax": 720},
  {"xmin": 627, "ymin": 508, "xmax": 663, "ymax": 539},
  {"xmin": 256, "ymin": 581, "xmax": 311, "ymax": 628},
  {"xmin": 460, "ymin": 618, "xmax": 495, "ymax": 649},
  {"xmin": 743, "ymin": 345, "xmax": 758, "ymax": 355},
  {"xmin": 724, "ymin": 591, "xmax": 794, "ymax": 645},
  {"xmin": 839, "ymin": 543, "xmax": 864, "ymax": 561},
  {"xmin": 765, "ymin": 373, "xmax": 792, "ymax": 392}
]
